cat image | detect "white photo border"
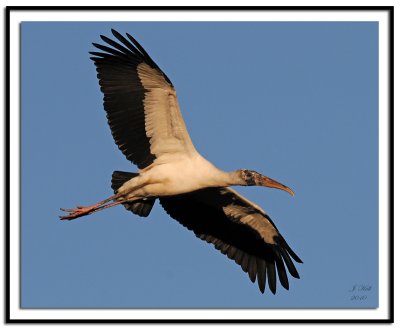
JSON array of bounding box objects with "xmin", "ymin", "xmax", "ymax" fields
[{"xmin": 6, "ymin": 6, "xmax": 394, "ymax": 323}]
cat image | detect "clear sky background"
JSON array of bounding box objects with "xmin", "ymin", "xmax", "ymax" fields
[{"xmin": 21, "ymin": 22, "xmax": 378, "ymax": 308}]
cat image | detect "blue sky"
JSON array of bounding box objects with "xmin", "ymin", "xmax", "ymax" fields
[{"xmin": 21, "ymin": 21, "xmax": 378, "ymax": 308}]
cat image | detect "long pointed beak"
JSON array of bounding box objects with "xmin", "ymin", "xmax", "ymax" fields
[{"xmin": 260, "ymin": 176, "xmax": 295, "ymax": 196}]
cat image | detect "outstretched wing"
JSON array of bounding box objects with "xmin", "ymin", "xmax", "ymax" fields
[
  {"xmin": 90, "ymin": 29, "xmax": 197, "ymax": 169},
  {"xmin": 159, "ymin": 187, "xmax": 302, "ymax": 294}
]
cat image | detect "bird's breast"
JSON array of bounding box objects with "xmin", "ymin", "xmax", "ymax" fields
[{"xmin": 141, "ymin": 155, "xmax": 227, "ymax": 197}]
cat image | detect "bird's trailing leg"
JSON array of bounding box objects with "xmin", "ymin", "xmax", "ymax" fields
[{"xmin": 60, "ymin": 193, "xmax": 138, "ymax": 220}]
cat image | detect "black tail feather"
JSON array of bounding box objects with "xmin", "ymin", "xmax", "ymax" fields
[{"xmin": 111, "ymin": 171, "xmax": 155, "ymax": 217}]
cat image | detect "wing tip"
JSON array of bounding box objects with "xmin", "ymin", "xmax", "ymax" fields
[
  {"xmin": 274, "ymin": 235, "xmax": 303, "ymax": 264},
  {"xmin": 291, "ymin": 271, "xmax": 301, "ymax": 279}
]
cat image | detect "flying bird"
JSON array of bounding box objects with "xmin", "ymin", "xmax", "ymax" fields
[{"xmin": 60, "ymin": 29, "xmax": 302, "ymax": 294}]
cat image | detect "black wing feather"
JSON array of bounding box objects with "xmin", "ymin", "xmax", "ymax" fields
[
  {"xmin": 159, "ymin": 187, "xmax": 302, "ymax": 294},
  {"xmin": 265, "ymin": 261, "xmax": 276, "ymax": 294},
  {"xmin": 90, "ymin": 30, "xmax": 174, "ymax": 169}
]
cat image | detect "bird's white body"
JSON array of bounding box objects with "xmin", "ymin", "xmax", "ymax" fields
[{"xmin": 119, "ymin": 153, "xmax": 235, "ymax": 198}]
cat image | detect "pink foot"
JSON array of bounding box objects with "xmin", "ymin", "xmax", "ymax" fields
[
  {"xmin": 59, "ymin": 205, "xmax": 96, "ymax": 220},
  {"xmin": 60, "ymin": 206, "xmax": 85, "ymax": 212}
]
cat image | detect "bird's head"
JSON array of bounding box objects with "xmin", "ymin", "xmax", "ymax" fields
[{"xmin": 237, "ymin": 169, "xmax": 294, "ymax": 196}]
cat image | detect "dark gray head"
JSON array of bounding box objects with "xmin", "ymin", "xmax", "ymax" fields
[
  {"xmin": 237, "ymin": 169, "xmax": 294, "ymax": 196},
  {"xmin": 239, "ymin": 169, "xmax": 262, "ymax": 185}
]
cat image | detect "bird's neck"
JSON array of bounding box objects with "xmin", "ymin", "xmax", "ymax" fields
[
  {"xmin": 192, "ymin": 156, "xmax": 245, "ymax": 188},
  {"xmin": 216, "ymin": 170, "xmax": 245, "ymax": 187}
]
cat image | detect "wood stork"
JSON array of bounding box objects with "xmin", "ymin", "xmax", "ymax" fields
[{"xmin": 60, "ymin": 29, "xmax": 302, "ymax": 294}]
